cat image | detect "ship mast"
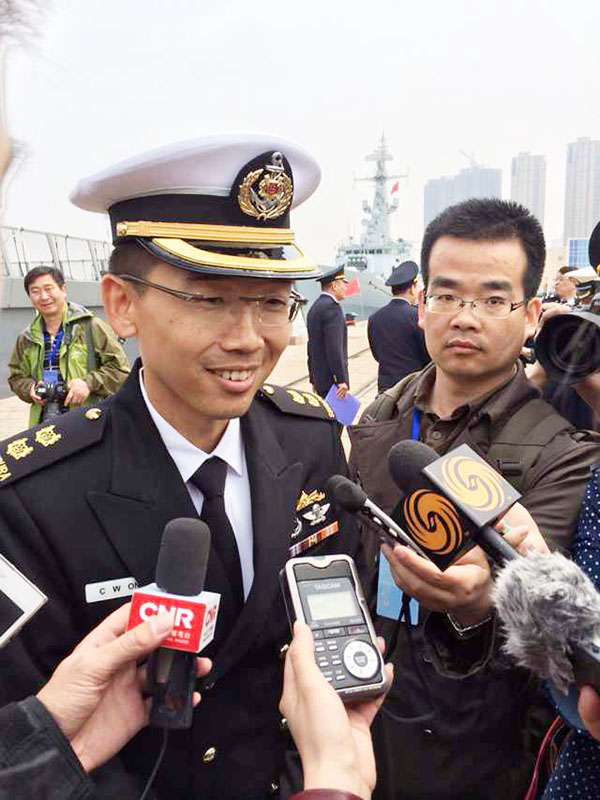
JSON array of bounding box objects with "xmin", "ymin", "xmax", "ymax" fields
[{"xmin": 354, "ymin": 133, "xmax": 407, "ymax": 248}]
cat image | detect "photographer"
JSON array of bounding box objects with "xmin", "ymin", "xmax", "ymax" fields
[
  {"xmin": 7, "ymin": 266, "xmax": 130, "ymax": 425},
  {"xmin": 526, "ymin": 226, "xmax": 600, "ymax": 424}
]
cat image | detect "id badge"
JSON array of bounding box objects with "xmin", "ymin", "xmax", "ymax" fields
[
  {"xmin": 376, "ymin": 553, "xmax": 419, "ymax": 624},
  {"xmin": 42, "ymin": 368, "xmax": 59, "ymax": 385}
]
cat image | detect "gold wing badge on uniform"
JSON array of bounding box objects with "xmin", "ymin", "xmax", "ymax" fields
[{"xmin": 288, "ymin": 486, "xmax": 339, "ymax": 557}]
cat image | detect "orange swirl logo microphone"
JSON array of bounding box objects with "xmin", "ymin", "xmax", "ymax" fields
[
  {"xmin": 439, "ymin": 455, "xmax": 506, "ymax": 514},
  {"xmin": 426, "ymin": 444, "xmax": 519, "ymax": 529},
  {"xmin": 403, "ymin": 490, "xmax": 464, "ymax": 555},
  {"xmin": 388, "ymin": 440, "xmax": 521, "ymax": 570}
]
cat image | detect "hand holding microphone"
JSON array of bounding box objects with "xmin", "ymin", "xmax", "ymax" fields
[
  {"xmin": 381, "ymin": 527, "xmax": 530, "ymax": 625},
  {"xmin": 37, "ymin": 602, "xmax": 212, "ymax": 773}
]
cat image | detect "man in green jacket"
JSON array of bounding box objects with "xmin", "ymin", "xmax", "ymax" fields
[{"xmin": 8, "ymin": 266, "xmax": 130, "ymax": 426}]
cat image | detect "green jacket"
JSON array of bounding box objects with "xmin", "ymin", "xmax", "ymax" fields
[{"xmin": 8, "ymin": 301, "xmax": 131, "ymax": 426}]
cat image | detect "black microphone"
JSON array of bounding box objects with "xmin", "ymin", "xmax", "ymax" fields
[
  {"xmin": 148, "ymin": 518, "xmax": 211, "ymax": 729},
  {"xmin": 325, "ymin": 474, "xmax": 429, "ymax": 558},
  {"xmin": 388, "ymin": 440, "xmax": 519, "ymax": 568},
  {"xmin": 493, "ymin": 550, "xmax": 600, "ymax": 695}
]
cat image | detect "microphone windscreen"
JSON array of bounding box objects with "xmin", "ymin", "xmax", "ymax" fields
[
  {"xmin": 155, "ymin": 518, "xmax": 211, "ymax": 596},
  {"xmin": 388, "ymin": 440, "xmax": 438, "ymax": 494},
  {"xmin": 492, "ymin": 550, "xmax": 600, "ymax": 693},
  {"xmin": 325, "ymin": 475, "xmax": 367, "ymax": 512}
]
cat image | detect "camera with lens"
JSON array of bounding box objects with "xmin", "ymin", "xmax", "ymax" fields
[
  {"xmin": 536, "ymin": 220, "xmax": 600, "ymax": 385},
  {"xmin": 36, "ymin": 380, "xmax": 68, "ymax": 421}
]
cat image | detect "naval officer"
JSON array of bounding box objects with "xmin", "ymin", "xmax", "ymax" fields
[
  {"xmin": 367, "ymin": 260, "xmax": 430, "ymax": 391},
  {"xmin": 0, "ymin": 135, "xmax": 361, "ymax": 800},
  {"xmin": 306, "ymin": 266, "xmax": 350, "ymax": 399}
]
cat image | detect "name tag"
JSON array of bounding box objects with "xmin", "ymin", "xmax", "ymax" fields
[{"xmin": 85, "ymin": 577, "xmax": 139, "ymax": 603}]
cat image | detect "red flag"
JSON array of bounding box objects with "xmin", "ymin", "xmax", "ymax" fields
[
  {"xmin": 345, "ymin": 276, "xmax": 361, "ymax": 297},
  {"xmin": 391, "ymin": 181, "xmax": 399, "ymax": 194}
]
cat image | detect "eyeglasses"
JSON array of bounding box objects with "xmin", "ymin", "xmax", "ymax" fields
[
  {"xmin": 425, "ymin": 294, "xmax": 528, "ymax": 319},
  {"xmin": 120, "ymin": 274, "xmax": 303, "ymax": 327}
]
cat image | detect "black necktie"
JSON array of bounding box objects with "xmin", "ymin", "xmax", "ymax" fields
[{"xmin": 190, "ymin": 457, "xmax": 244, "ymax": 612}]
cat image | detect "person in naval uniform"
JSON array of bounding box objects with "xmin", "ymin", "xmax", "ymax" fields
[
  {"xmin": 367, "ymin": 260, "xmax": 430, "ymax": 392},
  {"xmin": 0, "ymin": 135, "xmax": 362, "ymax": 800},
  {"xmin": 306, "ymin": 266, "xmax": 350, "ymax": 399}
]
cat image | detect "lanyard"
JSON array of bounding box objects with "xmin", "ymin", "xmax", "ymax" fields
[
  {"xmin": 410, "ymin": 406, "xmax": 421, "ymax": 441},
  {"xmin": 43, "ymin": 327, "xmax": 64, "ymax": 368}
]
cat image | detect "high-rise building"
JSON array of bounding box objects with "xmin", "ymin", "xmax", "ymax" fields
[
  {"xmin": 424, "ymin": 177, "xmax": 455, "ymax": 228},
  {"xmin": 567, "ymin": 238, "xmax": 591, "ymax": 267},
  {"xmin": 510, "ymin": 152, "xmax": 546, "ymax": 225},
  {"xmin": 563, "ymin": 137, "xmax": 600, "ymax": 244},
  {"xmin": 423, "ymin": 166, "xmax": 502, "ymax": 227}
]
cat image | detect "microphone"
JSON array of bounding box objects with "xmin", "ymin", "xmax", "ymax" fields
[
  {"xmin": 325, "ymin": 474, "xmax": 429, "ymax": 558},
  {"xmin": 492, "ymin": 550, "xmax": 600, "ymax": 695},
  {"xmin": 387, "ymin": 440, "xmax": 520, "ymax": 569},
  {"xmin": 128, "ymin": 518, "xmax": 215, "ymax": 729}
]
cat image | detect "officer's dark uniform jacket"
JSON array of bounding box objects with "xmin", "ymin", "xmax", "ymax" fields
[
  {"xmin": 348, "ymin": 361, "xmax": 600, "ymax": 800},
  {"xmin": 367, "ymin": 298, "xmax": 430, "ymax": 392},
  {"xmin": 0, "ymin": 361, "xmax": 361, "ymax": 800},
  {"xmin": 306, "ymin": 294, "xmax": 349, "ymax": 397}
]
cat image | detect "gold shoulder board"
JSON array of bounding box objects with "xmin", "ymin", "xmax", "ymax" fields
[
  {"xmin": 258, "ymin": 385, "xmax": 335, "ymax": 421},
  {"xmin": 0, "ymin": 408, "xmax": 106, "ymax": 488}
]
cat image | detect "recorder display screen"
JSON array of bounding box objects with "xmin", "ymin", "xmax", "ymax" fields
[{"xmin": 306, "ymin": 586, "xmax": 359, "ymax": 622}]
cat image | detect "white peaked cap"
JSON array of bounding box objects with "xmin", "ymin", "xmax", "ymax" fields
[
  {"xmin": 68, "ymin": 133, "xmax": 322, "ymax": 280},
  {"xmin": 70, "ymin": 133, "xmax": 321, "ymax": 213}
]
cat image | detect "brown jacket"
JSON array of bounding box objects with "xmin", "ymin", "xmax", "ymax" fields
[
  {"xmin": 349, "ymin": 361, "xmax": 600, "ymax": 557},
  {"xmin": 347, "ymin": 362, "xmax": 600, "ymax": 800}
]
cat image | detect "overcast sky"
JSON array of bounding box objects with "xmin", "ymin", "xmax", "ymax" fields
[{"xmin": 3, "ymin": 0, "xmax": 599, "ymax": 263}]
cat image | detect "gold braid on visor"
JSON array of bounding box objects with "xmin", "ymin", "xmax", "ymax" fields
[{"xmin": 116, "ymin": 220, "xmax": 317, "ymax": 274}]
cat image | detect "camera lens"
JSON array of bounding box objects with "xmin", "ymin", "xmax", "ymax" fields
[{"xmin": 537, "ymin": 313, "xmax": 600, "ymax": 384}]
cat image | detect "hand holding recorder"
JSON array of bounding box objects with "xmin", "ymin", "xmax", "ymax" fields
[{"xmin": 280, "ymin": 621, "xmax": 392, "ymax": 800}]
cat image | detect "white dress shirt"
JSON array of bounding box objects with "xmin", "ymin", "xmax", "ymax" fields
[{"xmin": 139, "ymin": 370, "xmax": 254, "ymax": 599}]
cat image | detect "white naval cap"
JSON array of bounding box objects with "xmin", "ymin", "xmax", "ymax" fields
[{"xmin": 69, "ymin": 133, "xmax": 322, "ymax": 280}]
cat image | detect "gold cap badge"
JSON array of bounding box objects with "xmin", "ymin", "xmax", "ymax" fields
[{"xmin": 237, "ymin": 152, "xmax": 293, "ymax": 222}]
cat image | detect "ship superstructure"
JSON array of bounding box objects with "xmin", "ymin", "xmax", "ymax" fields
[{"xmin": 335, "ymin": 134, "xmax": 411, "ymax": 278}]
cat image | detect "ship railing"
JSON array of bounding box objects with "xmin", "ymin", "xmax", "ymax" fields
[{"xmin": 0, "ymin": 226, "xmax": 111, "ymax": 282}]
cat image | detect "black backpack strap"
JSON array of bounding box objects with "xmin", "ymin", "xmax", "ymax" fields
[{"xmin": 487, "ymin": 399, "xmax": 573, "ymax": 493}]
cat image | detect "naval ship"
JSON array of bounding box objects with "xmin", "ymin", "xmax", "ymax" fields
[{"xmin": 299, "ymin": 135, "xmax": 412, "ymax": 321}]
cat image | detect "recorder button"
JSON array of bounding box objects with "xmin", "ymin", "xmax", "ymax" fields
[
  {"xmin": 343, "ymin": 640, "xmax": 379, "ymax": 680},
  {"xmin": 347, "ymin": 624, "xmax": 368, "ymax": 635}
]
